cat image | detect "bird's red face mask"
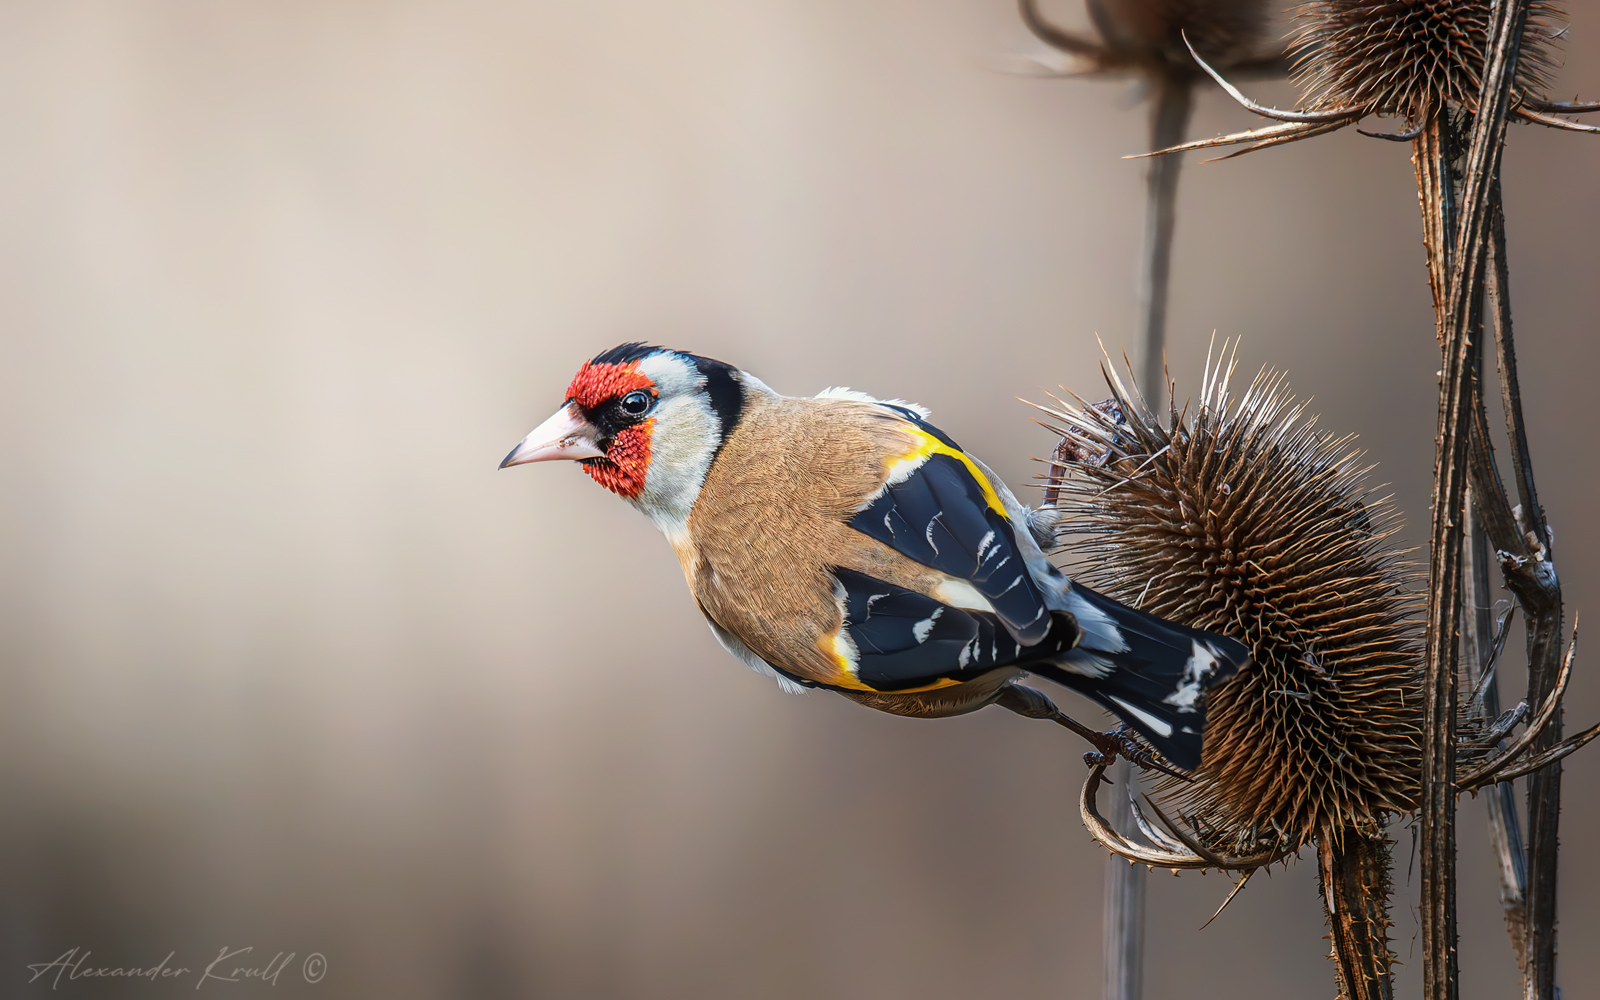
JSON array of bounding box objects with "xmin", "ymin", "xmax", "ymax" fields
[{"xmin": 500, "ymin": 359, "xmax": 659, "ymax": 500}]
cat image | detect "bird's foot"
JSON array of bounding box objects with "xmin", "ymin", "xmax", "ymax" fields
[
  {"xmin": 995, "ymin": 685, "xmax": 1189, "ymax": 781},
  {"xmin": 1082, "ymin": 725, "xmax": 1188, "ymax": 781}
]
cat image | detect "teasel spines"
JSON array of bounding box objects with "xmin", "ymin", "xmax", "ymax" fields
[
  {"xmin": 1289, "ymin": 0, "xmax": 1564, "ymax": 118},
  {"xmin": 1039, "ymin": 350, "xmax": 1422, "ymax": 851}
]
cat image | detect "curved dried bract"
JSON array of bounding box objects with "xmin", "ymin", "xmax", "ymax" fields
[
  {"xmin": 1184, "ymin": 36, "xmax": 1362, "ymax": 122},
  {"xmin": 1514, "ymin": 107, "xmax": 1600, "ymax": 133},
  {"xmin": 1079, "ymin": 762, "xmax": 1291, "ymax": 870},
  {"xmin": 1129, "ymin": 118, "xmax": 1357, "ymax": 160},
  {"xmin": 1018, "ymin": 0, "xmax": 1114, "ymax": 62},
  {"xmin": 1525, "ymin": 98, "xmax": 1600, "ymax": 113},
  {"xmin": 1357, "ymin": 121, "xmax": 1426, "ymax": 142},
  {"xmin": 1040, "ymin": 343, "xmax": 1423, "ymax": 852},
  {"xmin": 1197, "ymin": 120, "xmax": 1353, "ymax": 162},
  {"xmin": 1468, "ymin": 721, "xmax": 1600, "ymax": 786},
  {"xmin": 1459, "ymin": 621, "xmax": 1582, "ymax": 788},
  {"xmin": 1080, "ymin": 763, "xmax": 1218, "ymax": 868}
]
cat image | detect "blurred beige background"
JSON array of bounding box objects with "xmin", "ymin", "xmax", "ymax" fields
[{"xmin": 0, "ymin": 1, "xmax": 1595, "ymax": 997}]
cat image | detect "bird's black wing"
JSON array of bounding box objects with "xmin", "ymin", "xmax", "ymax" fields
[
  {"xmin": 832, "ymin": 570, "xmax": 1246, "ymax": 770},
  {"xmin": 831, "ymin": 567, "xmax": 1079, "ymax": 692},
  {"xmin": 849, "ymin": 410, "xmax": 1054, "ymax": 645}
]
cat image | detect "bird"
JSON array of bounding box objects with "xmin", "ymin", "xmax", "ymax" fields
[{"xmin": 500, "ymin": 343, "xmax": 1251, "ymax": 770}]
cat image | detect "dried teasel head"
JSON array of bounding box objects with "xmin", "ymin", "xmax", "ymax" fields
[
  {"xmin": 1037, "ymin": 347, "xmax": 1422, "ymax": 851},
  {"xmin": 1290, "ymin": 0, "xmax": 1564, "ymax": 118},
  {"xmin": 1020, "ymin": 0, "xmax": 1284, "ymax": 79},
  {"xmin": 1141, "ymin": 0, "xmax": 1596, "ymax": 161}
]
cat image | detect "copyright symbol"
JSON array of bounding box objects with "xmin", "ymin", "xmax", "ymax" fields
[{"xmin": 302, "ymin": 953, "xmax": 327, "ymax": 983}]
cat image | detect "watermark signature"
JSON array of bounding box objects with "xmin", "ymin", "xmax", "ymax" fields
[{"xmin": 26, "ymin": 947, "xmax": 327, "ymax": 990}]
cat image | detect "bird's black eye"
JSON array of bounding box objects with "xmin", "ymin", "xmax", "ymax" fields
[{"xmin": 619, "ymin": 391, "xmax": 654, "ymax": 417}]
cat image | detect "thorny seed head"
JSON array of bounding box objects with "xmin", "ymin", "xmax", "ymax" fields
[
  {"xmin": 1038, "ymin": 350, "xmax": 1422, "ymax": 851},
  {"xmin": 1092, "ymin": 0, "xmax": 1276, "ymax": 72},
  {"xmin": 1290, "ymin": 0, "xmax": 1564, "ymax": 117},
  {"xmin": 1021, "ymin": 0, "xmax": 1281, "ymax": 78}
]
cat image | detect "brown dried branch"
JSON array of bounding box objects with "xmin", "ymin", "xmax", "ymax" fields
[
  {"xmin": 1414, "ymin": 104, "xmax": 1468, "ymax": 1000},
  {"xmin": 1138, "ymin": 76, "xmax": 1191, "ymax": 396},
  {"xmin": 1320, "ymin": 831, "xmax": 1397, "ymax": 1000},
  {"xmin": 1462, "ymin": 494, "xmax": 1529, "ymax": 975},
  {"xmin": 1484, "ymin": 175, "xmax": 1566, "ymax": 1000},
  {"xmin": 1417, "ymin": 0, "xmax": 1540, "ymax": 995}
]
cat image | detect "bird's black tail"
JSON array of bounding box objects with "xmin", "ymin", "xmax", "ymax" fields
[{"xmin": 1029, "ymin": 583, "xmax": 1250, "ymax": 770}]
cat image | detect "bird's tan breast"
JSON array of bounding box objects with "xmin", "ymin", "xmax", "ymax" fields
[{"xmin": 678, "ymin": 395, "xmax": 958, "ymax": 687}]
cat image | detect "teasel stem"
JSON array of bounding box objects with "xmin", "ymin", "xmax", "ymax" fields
[
  {"xmin": 1485, "ymin": 177, "xmax": 1564, "ymax": 1000},
  {"xmin": 1414, "ymin": 0, "xmax": 1540, "ymax": 994},
  {"xmin": 1412, "ymin": 101, "xmax": 1467, "ymax": 1000},
  {"xmin": 1320, "ymin": 829, "xmax": 1396, "ymax": 1000},
  {"xmin": 1103, "ymin": 81, "xmax": 1193, "ymax": 1000},
  {"xmin": 1138, "ymin": 74, "xmax": 1192, "ymax": 397},
  {"xmin": 1462, "ymin": 484, "xmax": 1531, "ymax": 976},
  {"xmin": 1099, "ymin": 68, "xmax": 1193, "ymax": 1000},
  {"xmin": 1103, "ymin": 758, "xmax": 1145, "ymax": 1000}
]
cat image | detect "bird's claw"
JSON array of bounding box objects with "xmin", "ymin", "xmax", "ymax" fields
[{"xmin": 1090, "ymin": 725, "xmax": 1192, "ymax": 781}]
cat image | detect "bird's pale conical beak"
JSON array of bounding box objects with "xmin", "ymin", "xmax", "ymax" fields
[{"xmin": 500, "ymin": 404, "xmax": 607, "ymax": 468}]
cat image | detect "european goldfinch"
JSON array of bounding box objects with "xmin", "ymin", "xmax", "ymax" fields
[{"xmin": 502, "ymin": 344, "xmax": 1249, "ymax": 770}]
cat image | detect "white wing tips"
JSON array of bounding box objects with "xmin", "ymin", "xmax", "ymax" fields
[{"xmin": 813, "ymin": 386, "xmax": 932, "ymax": 418}]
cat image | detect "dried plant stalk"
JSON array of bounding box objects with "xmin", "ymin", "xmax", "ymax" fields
[
  {"xmin": 1028, "ymin": 0, "xmax": 1596, "ymax": 994},
  {"xmin": 1138, "ymin": 76, "xmax": 1192, "ymax": 397},
  {"xmin": 1414, "ymin": 103, "xmax": 1470, "ymax": 1000},
  {"xmin": 1320, "ymin": 831, "xmax": 1396, "ymax": 1000},
  {"xmin": 1103, "ymin": 758, "xmax": 1145, "ymax": 1000},
  {"xmin": 1480, "ymin": 186, "xmax": 1566, "ymax": 1000},
  {"xmin": 1462, "ymin": 488, "xmax": 1530, "ymax": 974},
  {"xmin": 1417, "ymin": 0, "xmax": 1542, "ymax": 993}
]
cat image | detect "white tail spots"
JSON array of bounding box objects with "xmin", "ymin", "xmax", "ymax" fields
[
  {"xmin": 1161, "ymin": 640, "xmax": 1218, "ymax": 713},
  {"xmin": 1108, "ymin": 696, "xmax": 1174, "ymax": 738}
]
